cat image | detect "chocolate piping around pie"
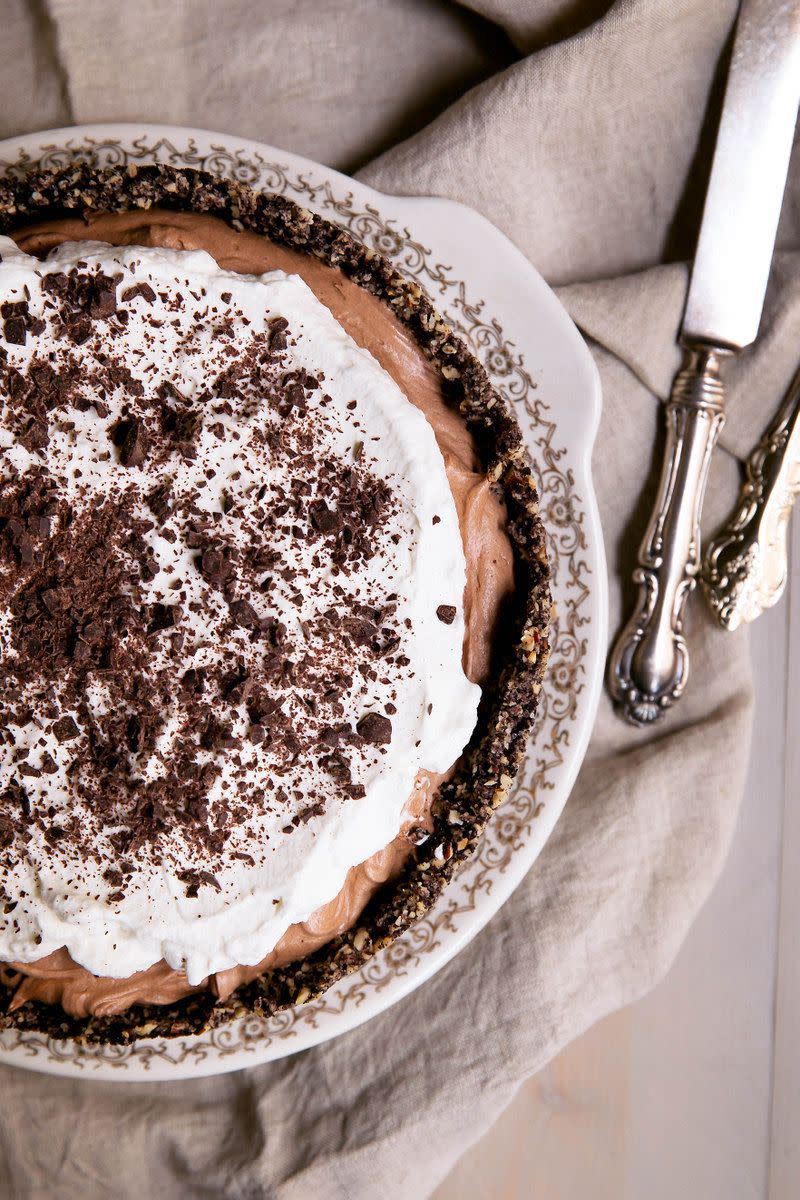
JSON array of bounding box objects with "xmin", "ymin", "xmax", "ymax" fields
[{"xmin": 0, "ymin": 165, "xmax": 551, "ymax": 1044}]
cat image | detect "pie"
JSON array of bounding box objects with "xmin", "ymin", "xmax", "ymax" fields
[{"xmin": 0, "ymin": 165, "xmax": 550, "ymax": 1043}]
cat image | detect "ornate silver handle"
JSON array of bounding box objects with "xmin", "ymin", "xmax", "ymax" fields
[
  {"xmin": 608, "ymin": 346, "xmax": 727, "ymax": 725},
  {"xmin": 702, "ymin": 364, "xmax": 800, "ymax": 630}
]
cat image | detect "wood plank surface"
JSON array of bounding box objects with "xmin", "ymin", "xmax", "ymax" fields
[
  {"xmin": 435, "ymin": 549, "xmax": 796, "ymax": 1200},
  {"xmin": 768, "ymin": 515, "xmax": 800, "ymax": 1200}
]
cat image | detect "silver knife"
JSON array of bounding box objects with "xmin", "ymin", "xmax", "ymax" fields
[{"xmin": 608, "ymin": 0, "xmax": 800, "ymax": 726}]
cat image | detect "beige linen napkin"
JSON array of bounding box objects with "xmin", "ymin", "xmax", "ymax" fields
[{"xmin": 0, "ymin": 1, "xmax": 793, "ymax": 1196}]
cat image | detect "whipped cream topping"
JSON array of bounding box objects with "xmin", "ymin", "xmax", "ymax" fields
[{"xmin": 0, "ymin": 236, "xmax": 480, "ymax": 984}]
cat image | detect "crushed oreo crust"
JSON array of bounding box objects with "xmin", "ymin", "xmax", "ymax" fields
[{"xmin": 0, "ymin": 164, "xmax": 551, "ymax": 1044}]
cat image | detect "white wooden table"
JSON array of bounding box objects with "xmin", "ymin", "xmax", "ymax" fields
[{"xmin": 436, "ymin": 520, "xmax": 799, "ymax": 1200}]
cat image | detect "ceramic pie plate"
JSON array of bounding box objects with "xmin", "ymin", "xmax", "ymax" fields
[{"xmin": 0, "ymin": 124, "xmax": 606, "ymax": 1080}]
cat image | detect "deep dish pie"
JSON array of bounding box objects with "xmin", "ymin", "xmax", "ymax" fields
[{"xmin": 0, "ymin": 165, "xmax": 550, "ymax": 1043}]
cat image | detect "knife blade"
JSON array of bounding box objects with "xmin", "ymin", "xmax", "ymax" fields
[
  {"xmin": 609, "ymin": 0, "xmax": 800, "ymax": 725},
  {"xmin": 683, "ymin": 0, "xmax": 800, "ymax": 349}
]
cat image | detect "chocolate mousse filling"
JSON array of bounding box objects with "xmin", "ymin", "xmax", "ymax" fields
[{"xmin": 0, "ymin": 166, "xmax": 551, "ymax": 1043}]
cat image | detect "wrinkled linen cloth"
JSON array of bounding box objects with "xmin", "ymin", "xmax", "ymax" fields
[{"xmin": 1, "ymin": 0, "xmax": 796, "ymax": 1196}]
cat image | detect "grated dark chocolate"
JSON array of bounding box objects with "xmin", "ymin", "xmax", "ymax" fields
[{"xmin": 0, "ymin": 247, "xmax": 418, "ymax": 876}]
